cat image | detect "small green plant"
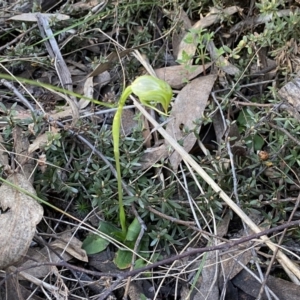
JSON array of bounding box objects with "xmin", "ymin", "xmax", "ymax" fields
[
  {"xmin": 237, "ymin": 108, "xmax": 264, "ymax": 152},
  {"xmin": 256, "ymin": 0, "xmax": 283, "ymax": 15},
  {"xmin": 177, "ymin": 27, "xmax": 214, "ymax": 76},
  {"xmin": 82, "ymin": 75, "xmax": 173, "ymax": 268},
  {"xmin": 113, "ymin": 75, "xmax": 172, "ymax": 236}
]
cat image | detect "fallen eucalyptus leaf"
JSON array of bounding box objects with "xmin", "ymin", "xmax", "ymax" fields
[
  {"xmin": 166, "ymin": 75, "xmax": 217, "ymax": 170},
  {"xmin": 0, "ymin": 173, "xmax": 43, "ymax": 269}
]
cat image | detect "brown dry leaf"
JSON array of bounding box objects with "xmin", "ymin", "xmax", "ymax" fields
[
  {"xmin": 196, "ymin": 214, "xmax": 231, "ymax": 300},
  {"xmin": 155, "ymin": 63, "xmax": 211, "ymax": 89},
  {"xmin": 73, "ymin": 0, "xmax": 99, "ymax": 10},
  {"xmin": 28, "ymin": 127, "xmax": 60, "ymax": 154},
  {"xmin": 183, "ymin": 213, "xmax": 231, "ymax": 300},
  {"xmin": 138, "ymin": 144, "xmax": 170, "ymax": 170},
  {"xmin": 8, "ymin": 13, "xmax": 70, "ymax": 22},
  {"xmin": 93, "ymin": 71, "xmax": 111, "ymax": 97},
  {"xmin": 0, "ymin": 173, "xmax": 43, "ymax": 269},
  {"xmin": 176, "ymin": 6, "xmax": 240, "ymax": 61},
  {"xmin": 212, "ymin": 110, "xmax": 226, "ymax": 147},
  {"xmin": 219, "ymin": 212, "xmax": 265, "ymax": 283},
  {"xmin": 5, "ymin": 274, "xmax": 45, "ymax": 300},
  {"xmin": 232, "ymin": 269, "xmax": 300, "ymax": 300},
  {"xmin": 141, "ymin": 114, "xmax": 152, "ymax": 148},
  {"xmin": 219, "ymin": 246, "xmax": 253, "ymax": 282},
  {"xmin": 78, "ymin": 77, "xmax": 94, "ymax": 109},
  {"xmin": 14, "ymin": 247, "xmax": 71, "ymax": 279},
  {"xmin": 121, "ymin": 109, "xmax": 138, "ymax": 136},
  {"xmin": 166, "ymin": 75, "xmax": 217, "ymax": 170},
  {"xmin": 212, "ymin": 110, "xmax": 241, "ymax": 157},
  {"xmin": 171, "ymin": 7, "xmax": 192, "ymax": 58},
  {"xmin": 50, "ymin": 107, "xmax": 74, "ymax": 120},
  {"xmin": 51, "ymin": 231, "xmax": 88, "ymax": 262},
  {"xmin": 78, "ymin": 71, "xmax": 111, "ymax": 109},
  {"xmin": 13, "ymin": 126, "xmax": 35, "ymax": 181},
  {"xmin": 278, "ymin": 76, "xmax": 300, "ymax": 110}
]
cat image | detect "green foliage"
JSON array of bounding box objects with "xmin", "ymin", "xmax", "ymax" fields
[
  {"xmin": 256, "ymin": 0, "xmax": 284, "ymax": 15},
  {"xmin": 112, "ymin": 75, "xmax": 172, "ymax": 234},
  {"xmin": 82, "ymin": 218, "xmax": 149, "ymax": 269},
  {"xmin": 237, "ymin": 108, "xmax": 264, "ymax": 151},
  {"xmin": 177, "ymin": 27, "xmax": 214, "ymax": 75}
]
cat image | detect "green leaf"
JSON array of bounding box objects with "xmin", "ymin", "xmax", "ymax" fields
[
  {"xmin": 112, "ymin": 230, "xmax": 126, "ymax": 242},
  {"xmin": 222, "ymin": 45, "xmax": 232, "ymax": 53},
  {"xmin": 245, "ymin": 135, "xmax": 264, "ymax": 151},
  {"xmin": 82, "ymin": 221, "xmax": 122, "ymax": 254},
  {"xmin": 98, "ymin": 221, "xmax": 121, "ymax": 236},
  {"xmin": 114, "ymin": 249, "xmax": 133, "ymax": 269},
  {"xmin": 82, "ymin": 234, "xmax": 109, "ymax": 255},
  {"xmin": 135, "ymin": 258, "xmax": 147, "ymax": 269},
  {"xmin": 126, "ymin": 218, "xmax": 141, "ymax": 242}
]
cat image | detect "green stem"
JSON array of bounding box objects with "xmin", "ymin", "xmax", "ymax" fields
[{"xmin": 112, "ymin": 86, "xmax": 133, "ymax": 234}]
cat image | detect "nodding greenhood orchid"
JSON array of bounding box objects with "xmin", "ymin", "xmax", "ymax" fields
[
  {"xmin": 131, "ymin": 75, "xmax": 173, "ymax": 114},
  {"xmin": 113, "ymin": 75, "xmax": 173, "ymax": 235}
]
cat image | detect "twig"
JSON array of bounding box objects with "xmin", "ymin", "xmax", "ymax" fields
[
  {"xmin": 0, "ymin": 79, "xmax": 36, "ymax": 112},
  {"xmin": 36, "ymin": 13, "xmax": 79, "ymax": 125},
  {"xmin": 146, "ymin": 205, "xmax": 196, "ymax": 226},
  {"xmin": 233, "ymin": 101, "xmax": 273, "ymax": 107}
]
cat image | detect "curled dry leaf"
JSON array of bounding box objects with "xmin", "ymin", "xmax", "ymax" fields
[
  {"xmin": 51, "ymin": 231, "xmax": 88, "ymax": 262},
  {"xmin": 78, "ymin": 77, "xmax": 94, "ymax": 109},
  {"xmin": 78, "ymin": 71, "xmax": 111, "ymax": 109},
  {"xmin": 166, "ymin": 75, "xmax": 217, "ymax": 170},
  {"xmin": 0, "ymin": 173, "xmax": 43, "ymax": 269}
]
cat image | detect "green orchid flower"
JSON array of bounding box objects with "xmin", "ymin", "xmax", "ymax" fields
[
  {"xmin": 131, "ymin": 75, "xmax": 173, "ymax": 114},
  {"xmin": 113, "ymin": 75, "xmax": 172, "ymax": 235}
]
